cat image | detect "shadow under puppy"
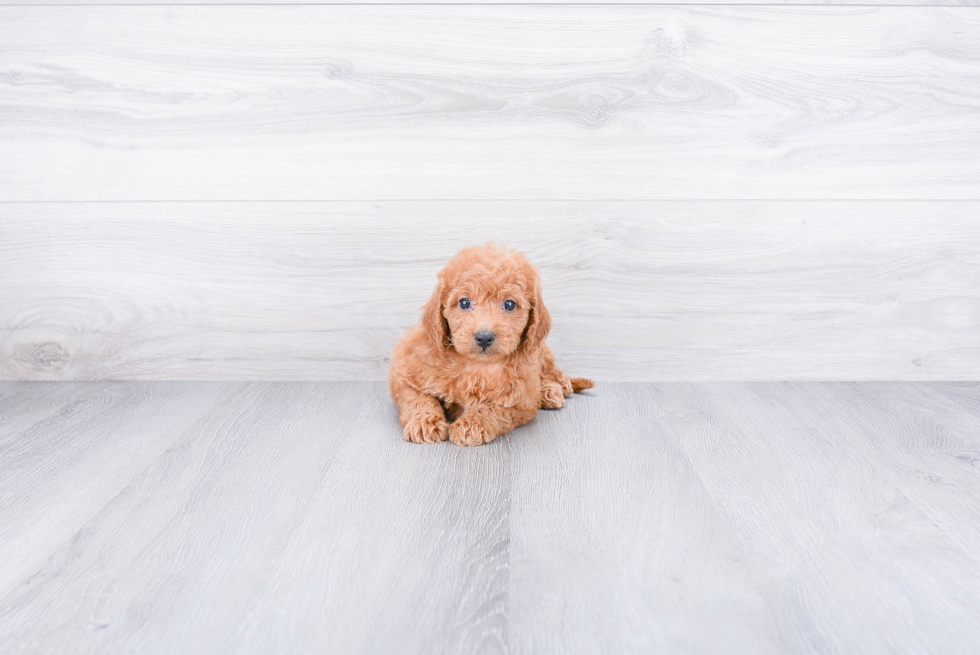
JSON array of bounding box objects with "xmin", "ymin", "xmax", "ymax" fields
[{"xmin": 390, "ymin": 243, "xmax": 593, "ymax": 446}]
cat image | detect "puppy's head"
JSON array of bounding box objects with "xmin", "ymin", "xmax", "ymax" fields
[{"xmin": 421, "ymin": 243, "xmax": 551, "ymax": 360}]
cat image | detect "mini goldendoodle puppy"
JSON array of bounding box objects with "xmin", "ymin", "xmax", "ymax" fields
[{"xmin": 389, "ymin": 243, "xmax": 593, "ymax": 446}]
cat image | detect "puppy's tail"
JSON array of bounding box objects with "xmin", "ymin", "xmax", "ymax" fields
[{"xmin": 570, "ymin": 378, "xmax": 595, "ymax": 393}]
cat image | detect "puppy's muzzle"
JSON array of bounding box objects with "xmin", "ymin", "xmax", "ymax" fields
[{"xmin": 474, "ymin": 330, "xmax": 496, "ymax": 352}]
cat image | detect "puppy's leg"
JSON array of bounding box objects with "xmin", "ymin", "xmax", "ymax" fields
[
  {"xmin": 540, "ymin": 379, "xmax": 567, "ymax": 409},
  {"xmin": 392, "ymin": 386, "xmax": 449, "ymax": 444},
  {"xmin": 450, "ymin": 404, "xmax": 538, "ymax": 447},
  {"xmin": 539, "ymin": 344, "xmax": 573, "ymax": 408},
  {"xmin": 539, "ymin": 344, "xmax": 593, "ymax": 408}
]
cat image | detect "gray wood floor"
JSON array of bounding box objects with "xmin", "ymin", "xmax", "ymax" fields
[{"xmin": 1, "ymin": 382, "xmax": 979, "ymax": 654}]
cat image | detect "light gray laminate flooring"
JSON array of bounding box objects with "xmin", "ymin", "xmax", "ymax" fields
[{"xmin": 1, "ymin": 382, "xmax": 979, "ymax": 654}]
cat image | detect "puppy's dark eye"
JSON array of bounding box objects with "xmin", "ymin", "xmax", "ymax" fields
[
  {"xmin": 458, "ymin": 298, "xmax": 471, "ymax": 310},
  {"xmin": 503, "ymin": 299, "xmax": 516, "ymax": 311}
]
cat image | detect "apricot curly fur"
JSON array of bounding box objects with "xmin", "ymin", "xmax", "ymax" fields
[{"xmin": 389, "ymin": 243, "xmax": 594, "ymax": 446}]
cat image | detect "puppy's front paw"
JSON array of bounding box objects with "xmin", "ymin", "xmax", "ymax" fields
[
  {"xmin": 403, "ymin": 412, "xmax": 449, "ymax": 444},
  {"xmin": 449, "ymin": 414, "xmax": 496, "ymax": 447},
  {"xmin": 540, "ymin": 381, "xmax": 565, "ymax": 409}
]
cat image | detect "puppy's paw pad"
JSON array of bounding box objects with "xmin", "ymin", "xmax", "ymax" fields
[
  {"xmin": 403, "ymin": 413, "xmax": 449, "ymax": 444},
  {"xmin": 449, "ymin": 419, "xmax": 494, "ymax": 447},
  {"xmin": 541, "ymin": 382, "xmax": 565, "ymax": 409}
]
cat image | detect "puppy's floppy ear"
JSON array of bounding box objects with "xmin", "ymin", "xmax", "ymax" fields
[
  {"xmin": 521, "ymin": 271, "xmax": 551, "ymax": 351},
  {"xmin": 421, "ymin": 275, "xmax": 451, "ymax": 349}
]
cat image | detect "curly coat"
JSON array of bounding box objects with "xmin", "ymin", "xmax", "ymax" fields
[{"xmin": 389, "ymin": 243, "xmax": 593, "ymax": 446}]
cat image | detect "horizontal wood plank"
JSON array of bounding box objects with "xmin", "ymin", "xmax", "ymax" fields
[
  {"xmin": 1, "ymin": 201, "xmax": 977, "ymax": 381},
  {"xmin": 4, "ymin": 1, "xmax": 979, "ymax": 6},
  {"xmin": 1, "ymin": 6, "xmax": 979, "ymax": 201}
]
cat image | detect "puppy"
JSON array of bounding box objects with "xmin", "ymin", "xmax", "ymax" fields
[{"xmin": 389, "ymin": 243, "xmax": 593, "ymax": 446}]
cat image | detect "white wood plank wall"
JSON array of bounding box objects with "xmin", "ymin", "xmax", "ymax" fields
[
  {"xmin": 1, "ymin": 5, "xmax": 978, "ymax": 381},
  {"xmin": 2, "ymin": 202, "xmax": 978, "ymax": 381},
  {"xmin": 3, "ymin": 0, "xmax": 979, "ymax": 5},
  {"xmin": 3, "ymin": 7, "xmax": 980, "ymax": 201}
]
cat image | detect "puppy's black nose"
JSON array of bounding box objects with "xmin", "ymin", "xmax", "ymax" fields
[{"xmin": 474, "ymin": 331, "xmax": 495, "ymax": 351}]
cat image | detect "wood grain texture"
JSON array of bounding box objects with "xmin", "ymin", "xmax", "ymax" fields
[
  {"xmin": 0, "ymin": 382, "xmax": 243, "ymax": 596},
  {"xmin": 2, "ymin": 201, "xmax": 978, "ymax": 381},
  {"xmin": 1, "ymin": 6, "xmax": 979, "ymax": 201},
  {"xmin": 2, "ymin": 382, "xmax": 980, "ymax": 653},
  {"xmin": 5, "ymin": 0, "xmax": 980, "ymax": 6},
  {"xmin": 0, "ymin": 382, "xmax": 509, "ymax": 654},
  {"xmin": 0, "ymin": 382, "xmax": 97, "ymax": 447},
  {"xmin": 810, "ymin": 382, "xmax": 980, "ymax": 561},
  {"xmin": 508, "ymin": 383, "xmax": 791, "ymax": 654},
  {"xmin": 637, "ymin": 382, "xmax": 980, "ymax": 654},
  {"xmin": 509, "ymin": 382, "xmax": 980, "ymax": 654}
]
